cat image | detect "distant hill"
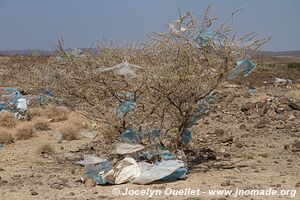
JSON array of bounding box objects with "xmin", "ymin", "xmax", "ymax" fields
[{"xmin": 1, "ymin": 49, "xmax": 300, "ymax": 65}]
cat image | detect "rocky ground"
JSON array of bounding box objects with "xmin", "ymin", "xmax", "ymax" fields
[{"xmin": 0, "ymin": 57, "xmax": 300, "ymax": 199}]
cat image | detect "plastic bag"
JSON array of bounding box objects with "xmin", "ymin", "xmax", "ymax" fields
[
  {"xmin": 97, "ymin": 61, "xmax": 141, "ymax": 76},
  {"xmin": 105, "ymin": 157, "xmax": 141, "ymax": 184},
  {"xmin": 227, "ymin": 60, "xmax": 257, "ymax": 80},
  {"xmin": 132, "ymin": 160, "xmax": 185, "ymax": 184},
  {"xmin": 116, "ymin": 143, "xmax": 145, "ymax": 155}
]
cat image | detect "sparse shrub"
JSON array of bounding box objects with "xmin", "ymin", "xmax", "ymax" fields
[
  {"xmin": 59, "ymin": 124, "xmax": 80, "ymax": 140},
  {"xmin": 50, "ymin": 7, "xmax": 270, "ymax": 149},
  {"xmin": 0, "ymin": 128, "xmax": 14, "ymax": 144},
  {"xmin": 33, "ymin": 118, "xmax": 51, "ymax": 131},
  {"xmin": 28, "ymin": 106, "xmax": 69, "ymax": 122},
  {"xmin": 37, "ymin": 144, "xmax": 54, "ymax": 154},
  {"xmin": 0, "ymin": 112, "xmax": 17, "ymax": 128},
  {"xmin": 14, "ymin": 123, "xmax": 35, "ymax": 140},
  {"xmin": 44, "ymin": 106, "xmax": 69, "ymax": 122},
  {"xmin": 287, "ymin": 62, "xmax": 300, "ymax": 69}
]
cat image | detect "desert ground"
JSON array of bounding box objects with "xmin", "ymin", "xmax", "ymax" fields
[{"xmin": 0, "ymin": 55, "xmax": 299, "ymax": 200}]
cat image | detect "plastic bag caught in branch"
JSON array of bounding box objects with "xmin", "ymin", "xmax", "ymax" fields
[
  {"xmin": 227, "ymin": 60, "xmax": 257, "ymax": 80},
  {"xmin": 97, "ymin": 61, "xmax": 141, "ymax": 76}
]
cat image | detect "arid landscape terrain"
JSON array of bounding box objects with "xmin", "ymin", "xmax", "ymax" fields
[{"xmin": 0, "ymin": 53, "xmax": 299, "ymax": 200}]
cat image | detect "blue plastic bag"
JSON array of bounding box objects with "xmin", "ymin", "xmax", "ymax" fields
[{"xmin": 227, "ymin": 60, "xmax": 257, "ymax": 80}]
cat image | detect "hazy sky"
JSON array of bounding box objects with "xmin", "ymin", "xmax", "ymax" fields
[{"xmin": 0, "ymin": 0, "xmax": 299, "ymax": 51}]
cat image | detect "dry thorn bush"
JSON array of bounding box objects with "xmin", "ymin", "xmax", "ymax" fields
[
  {"xmin": 28, "ymin": 106, "xmax": 69, "ymax": 122},
  {"xmin": 33, "ymin": 118, "xmax": 51, "ymax": 131},
  {"xmin": 46, "ymin": 7, "xmax": 269, "ymax": 149},
  {"xmin": 14, "ymin": 123, "xmax": 36, "ymax": 140},
  {"xmin": 59, "ymin": 124, "xmax": 80, "ymax": 141},
  {"xmin": 0, "ymin": 112, "xmax": 17, "ymax": 128},
  {"xmin": 0, "ymin": 128, "xmax": 14, "ymax": 144}
]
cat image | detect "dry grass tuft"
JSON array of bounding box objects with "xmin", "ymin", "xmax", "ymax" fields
[
  {"xmin": 37, "ymin": 144, "xmax": 54, "ymax": 154},
  {"xmin": 0, "ymin": 112, "xmax": 17, "ymax": 128},
  {"xmin": 28, "ymin": 106, "xmax": 69, "ymax": 122},
  {"xmin": 45, "ymin": 106, "xmax": 69, "ymax": 122},
  {"xmin": 14, "ymin": 123, "xmax": 35, "ymax": 140},
  {"xmin": 0, "ymin": 128, "xmax": 14, "ymax": 144},
  {"xmin": 59, "ymin": 124, "xmax": 80, "ymax": 141},
  {"xmin": 33, "ymin": 118, "xmax": 51, "ymax": 131}
]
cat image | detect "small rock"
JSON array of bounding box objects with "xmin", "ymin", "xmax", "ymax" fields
[
  {"xmin": 214, "ymin": 129, "xmax": 225, "ymax": 135},
  {"xmin": 221, "ymin": 180, "xmax": 230, "ymax": 186},
  {"xmin": 241, "ymin": 102, "xmax": 256, "ymax": 112},
  {"xmin": 288, "ymin": 101, "xmax": 300, "ymax": 111},
  {"xmin": 239, "ymin": 124, "xmax": 247, "ymax": 130},
  {"xmin": 85, "ymin": 177, "xmax": 95, "ymax": 187},
  {"xmin": 69, "ymin": 192, "xmax": 75, "ymax": 196},
  {"xmin": 31, "ymin": 191, "xmax": 38, "ymax": 196},
  {"xmin": 288, "ymin": 114, "xmax": 296, "ymax": 121},
  {"xmin": 254, "ymin": 123, "xmax": 266, "ymax": 129},
  {"xmin": 291, "ymin": 141, "xmax": 300, "ymax": 152},
  {"xmin": 275, "ymin": 107, "xmax": 285, "ymax": 114},
  {"xmin": 80, "ymin": 130, "xmax": 97, "ymax": 139},
  {"xmin": 259, "ymin": 153, "xmax": 269, "ymax": 158},
  {"xmin": 235, "ymin": 141, "xmax": 244, "ymax": 148},
  {"xmin": 222, "ymin": 135, "xmax": 234, "ymax": 143},
  {"xmin": 56, "ymin": 132, "xmax": 63, "ymax": 143},
  {"xmin": 295, "ymin": 182, "xmax": 300, "ymax": 187}
]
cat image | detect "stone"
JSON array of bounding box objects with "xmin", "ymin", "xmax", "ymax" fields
[
  {"xmin": 85, "ymin": 177, "xmax": 95, "ymax": 187},
  {"xmin": 221, "ymin": 180, "xmax": 230, "ymax": 186}
]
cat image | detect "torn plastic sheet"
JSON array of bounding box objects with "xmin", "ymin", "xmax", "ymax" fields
[
  {"xmin": 195, "ymin": 31, "xmax": 212, "ymax": 46},
  {"xmin": 97, "ymin": 61, "xmax": 141, "ymax": 76},
  {"xmin": 76, "ymin": 155, "xmax": 107, "ymax": 166},
  {"xmin": 121, "ymin": 128, "xmax": 140, "ymax": 143},
  {"xmin": 182, "ymin": 129, "xmax": 192, "ymax": 145},
  {"xmin": 186, "ymin": 92, "xmax": 215, "ymax": 128},
  {"xmin": 161, "ymin": 167, "xmax": 187, "ymax": 181},
  {"xmin": 0, "ymin": 88, "xmax": 27, "ymax": 114},
  {"xmin": 169, "ymin": 19, "xmax": 188, "ymax": 35},
  {"xmin": 132, "ymin": 160, "xmax": 185, "ymax": 184},
  {"xmin": 227, "ymin": 60, "xmax": 257, "ymax": 80},
  {"xmin": 113, "ymin": 100, "xmax": 136, "ymax": 117},
  {"xmin": 274, "ymin": 77, "xmax": 292, "ymax": 85},
  {"xmin": 36, "ymin": 89, "xmax": 54, "ymax": 105},
  {"xmin": 139, "ymin": 150, "xmax": 174, "ymax": 162},
  {"xmin": 83, "ymin": 161, "xmax": 113, "ymax": 185},
  {"xmin": 105, "ymin": 157, "xmax": 141, "ymax": 184},
  {"xmin": 116, "ymin": 143, "xmax": 145, "ymax": 155}
]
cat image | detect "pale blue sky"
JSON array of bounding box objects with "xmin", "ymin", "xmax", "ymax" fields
[{"xmin": 0, "ymin": 0, "xmax": 299, "ymax": 51}]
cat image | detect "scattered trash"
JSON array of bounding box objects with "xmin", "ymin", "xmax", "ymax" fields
[
  {"xmin": 274, "ymin": 77, "xmax": 292, "ymax": 85},
  {"xmin": 36, "ymin": 89, "xmax": 55, "ymax": 106},
  {"xmin": 105, "ymin": 157, "xmax": 141, "ymax": 184},
  {"xmin": 169, "ymin": 19, "xmax": 188, "ymax": 35},
  {"xmin": 76, "ymin": 155, "xmax": 106, "ymax": 165},
  {"xmin": 113, "ymin": 100, "xmax": 136, "ymax": 117},
  {"xmin": 132, "ymin": 160, "xmax": 185, "ymax": 184},
  {"xmin": 16, "ymin": 98, "xmax": 27, "ymax": 112},
  {"xmin": 247, "ymin": 88, "xmax": 257, "ymax": 94},
  {"xmin": 56, "ymin": 56, "xmax": 65, "ymax": 63},
  {"xmin": 80, "ymin": 130, "xmax": 97, "ymax": 139},
  {"xmin": 55, "ymin": 132, "xmax": 63, "ymax": 143},
  {"xmin": 182, "ymin": 129, "xmax": 192, "ymax": 145},
  {"xmin": 97, "ymin": 61, "xmax": 141, "ymax": 76},
  {"xmin": 195, "ymin": 31, "xmax": 212, "ymax": 46},
  {"xmin": 121, "ymin": 128, "xmax": 140, "ymax": 143},
  {"xmin": 116, "ymin": 143, "xmax": 145, "ymax": 155},
  {"xmin": 227, "ymin": 60, "xmax": 257, "ymax": 80},
  {"xmin": 0, "ymin": 88, "xmax": 28, "ymax": 118}
]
